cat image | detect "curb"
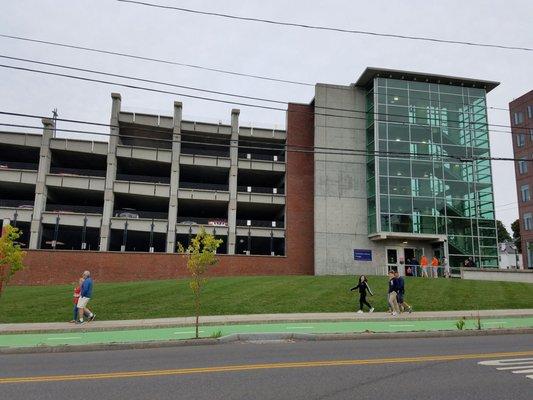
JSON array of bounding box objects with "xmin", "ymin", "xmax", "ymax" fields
[
  {"xmin": 2, "ymin": 312, "xmax": 533, "ymax": 335},
  {"xmin": 1, "ymin": 327, "xmax": 532, "ymax": 355}
]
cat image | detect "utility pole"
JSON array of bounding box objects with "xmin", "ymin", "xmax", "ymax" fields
[{"xmin": 52, "ymin": 108, "xmax": 58, "ymax": 138}]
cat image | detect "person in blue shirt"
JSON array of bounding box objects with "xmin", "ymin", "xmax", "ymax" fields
[
  {"xmin": 394, "ymin": 270, "xmax": 412, "ymax": 313},
  {"xmin": 77, "ymin": 270, "xmax": 95, "ymax": 324}
]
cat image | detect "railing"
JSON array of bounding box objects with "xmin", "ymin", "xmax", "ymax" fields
[
  {"xmin": 45, "ymin": 204, "xmax": 103, "ymax": 214},
  {"xmin": 116, "ymin": 174, "xmax": 170, "ymax": 184},
  {"xmin": 236, "ymin": 219, "xmax": 284, "ymax": 228},
  {"xmin": 176, "ymin": 216, "xmax": 228, "ymax": 226},
  {"xmin": 238, "ymin": 152, "xmax": 285, "ymax": 162},
  {"xmin": 0, "ymin": 161, "xmax": 39, "ymax": 170},
  {"xmin": 180, "ymin": 182, "xmax": 229, "ymax": 191},
  {"xmin": 113, "ymin": 210, "xmax": 168, "ymax": 219},
  {"xmin": 0, "ymin": 199, "xmax": 34, "ymax": 208},
  {"xmin": 50, "ymin": 167, "xmax": 106, "ymax": 177},
  {"xmin": 181, "ymin": 146, "xmax": 229, "ymax": 158},
  {"xmin": 237, "ymin": 186, "xmax": 285, "ymax": 194}
]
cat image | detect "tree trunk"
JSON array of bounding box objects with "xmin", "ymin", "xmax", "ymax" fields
[{"xmin": 195, "ymin": 289, "xmax": 200, "ymax": 339}]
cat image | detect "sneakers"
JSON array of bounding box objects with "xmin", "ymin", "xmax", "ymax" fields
[
  {"xmin": 356, "ymin": 310, "xmax": 364, "ymax": 314},
  {"xmin": 87, "ymin": 313, "xmax": 96, "ymax": 322},
  {"xmin": 75, "ymin": 320, "xmax": 85, "ymax": 324},
  {"xmin": 408, "ymin": 307, "xmax": 413, "ymax": 314},
  {"xmin": 369, "ymin": 307, "xmax": 375, "ymax": 313}
]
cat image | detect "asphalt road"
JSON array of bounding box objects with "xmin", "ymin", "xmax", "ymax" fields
[{"xmin": 0, "ymin": 334, "xmax": 531, "ymax": 400}]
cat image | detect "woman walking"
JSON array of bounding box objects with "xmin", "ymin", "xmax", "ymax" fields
[{"xmin": 350, "ymin": 275, "xmax": 374, "ymax": 313}]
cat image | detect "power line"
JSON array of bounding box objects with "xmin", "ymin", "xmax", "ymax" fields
[
  {"xmin": 118, "ymin": 0, "xmax": 533, "ymax": 52},
  {"xmin": 1, "ymin": 120, "xmax": 530, "ymax": 163},
  {"xmin": 0, "ymin": 53, "xmax": 513, "ymax": 114},
  {"xmin": 0, "ymin": 33, "xmax": 313, "ymax": 86},
  {"xmin": 0, "ymin": 62, "xmax": 524, "ymax": 134},
  {"xmin": 0, "ymin": 34, "xmax": 515, "ymax": 113}
]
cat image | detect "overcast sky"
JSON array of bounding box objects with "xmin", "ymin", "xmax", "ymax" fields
[{"xmin": 1, "ymin": 0, "xmax": 532, "ymax": 230}]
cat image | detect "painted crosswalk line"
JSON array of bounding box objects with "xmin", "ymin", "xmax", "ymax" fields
[{"xmin": 479, "ymin": 357, "xmax": 533, "ymax": 381}]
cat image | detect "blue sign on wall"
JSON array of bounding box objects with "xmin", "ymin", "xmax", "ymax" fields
[{"xmin": 354, "ymin": 249, "xmax": 372, "ymax": 261}]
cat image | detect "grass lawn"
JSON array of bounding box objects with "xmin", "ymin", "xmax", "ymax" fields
[{"xmin": 0, "ymin": 276, "xmax": 532, "ymax": 323}]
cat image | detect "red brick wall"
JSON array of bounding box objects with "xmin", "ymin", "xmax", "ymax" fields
[
  {"xmin": 9, "ymin": 104, "xmax": 316, "ymax": 285},
  {"xmin": 510, "ymin": 90, "xmax": 533, "ymax": 269}
]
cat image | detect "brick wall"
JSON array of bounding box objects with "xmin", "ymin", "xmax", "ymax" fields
[{"xmin": 9, "ymin": 103, "xmax": 316, "ymax": 285}]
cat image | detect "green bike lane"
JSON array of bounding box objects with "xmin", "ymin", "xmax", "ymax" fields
[{"xmin": 1, "ymin": 317, "xmax": 532, "ymax": 348}]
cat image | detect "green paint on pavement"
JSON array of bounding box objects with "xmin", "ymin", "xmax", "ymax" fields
[{"xmin": 1, "ymin": 317, "xmax": 532, "ymax": 348}]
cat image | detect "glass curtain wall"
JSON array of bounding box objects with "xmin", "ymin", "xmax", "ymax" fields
[{"xmin": 366, "ymin": 77, "xmax": 498, "ymax": 268}]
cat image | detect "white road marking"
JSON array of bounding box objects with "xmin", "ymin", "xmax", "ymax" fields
[
  {"xmin": 173, "ymin": 331, "xmax": 204, "ymax": 335},
  {"xmin": 286, "ymin": 326, "xmax": 314, "ymax": 329},
  {"xmin": 47, "ymin": 337, "xmax": 82, "ymax": 340},
  {"xmin": 479, "ymin": 357, "xmax": 533, "ymax": 382}
]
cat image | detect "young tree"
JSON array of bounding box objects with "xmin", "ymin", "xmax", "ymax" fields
[
  {"xmin": 496, "ymin": 220, "xmax": 512, "ymax": 243},
  {"xmin": 0, "ymin": 225, "xmax": 26, "ymax": 298},
  {"xmin": 511, "ymin": 219, "xmax": 522, "ymax": 253},
  {"xmin": 178, "ymin": 227, "xmax": 222, "ymax": 339}
]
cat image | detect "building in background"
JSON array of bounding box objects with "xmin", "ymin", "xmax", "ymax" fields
[
  {"xmin": 0, "ymin": 67, "xmax": 501, "ymax": 284},
  {"xmin": 510, "ymin": 90, "xmax": 533, "ymax": 269},
  {"xmin": 497, "ymin": 241, "xmax": 522, "ymax": 269}
]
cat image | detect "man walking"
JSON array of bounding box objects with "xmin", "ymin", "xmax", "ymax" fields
[
  {"xmin": 387, "ymin": 270, "xmax": 400, "ymax": 316},
  {"xmin": 77, "ymin": 270, "xmax": 95, "ymax": 324},
  {"xmin": 394, "ymin": 271, "xmax": 412, "ymax": 313}
]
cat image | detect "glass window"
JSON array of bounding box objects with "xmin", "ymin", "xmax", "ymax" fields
[
  {"xmin": 389, "ymin": 196, "xmax": 412, "ymax": 214},
  {"xmin": 387, "ymin": 88, "xmax": 408, "ymax": 107},
  {"xmin": 388, "ymin": 105, "xmax": 409, "ymax": 123},
  {"xmin": 390, "ymin": 214, "xmax": 413, "ymax": 232},
  {"xmin": 521, "ymin": 184, "xmax": 530, "ymax": 202},
  {"xmin": 517, "ymin": 134, "xmax": 526, "ymax": 147},
  {"xmin": 388, "ymin": 123, "xmax": 409, "ymax": 142},
  {"xmin": 528, "ymin": 105, "xmax": 532, "ymax": 119},
  {"xmin": 388, "ymin": 159, "xmax": 410, "ymax": 177},
  {"xmin": 411, "ymin": 126, "xmax": 431, "ymax": 143},
  {"xmin": 524, "ymin": 213, "xmax": 532, "ymax": 231},
  {"xmin": 514, "ymin": 112, "xmax": 524, "ymax": 125},
  {"xmin": 388, "ymin": 177, "xmax": 411, "ymax": 196},
  {"xmin": 518, "ymin": 158, "xmax": 528, "ymax": 174},
  {"xmin": 528, "ymin": 242, "xmax": 533, "ymax": 269}
]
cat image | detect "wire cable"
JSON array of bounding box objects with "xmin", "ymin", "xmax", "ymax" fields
[
  {"xmin": 0, "ymin": 62, "xmax": 525, "ymax": 134},
  {"xmin": 117, "ymin": 0, "xmax": 533, "ymax": 52},
  {"xmin": 0, "ymin": 33, "xmax": 313, "ymax": 86}
]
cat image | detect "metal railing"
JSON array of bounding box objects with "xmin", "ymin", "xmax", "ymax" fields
[
  {"xmin": 238, "ymin": 152, "xmax": 285, "ymax": 162},
  {"xmin": 114, "ymin": 210, "xmax": 168, "ymax": 219},
  {"xmin": 236, "ymin": 219, "xmax": 284, "ymax": 228},
  {"xmin": 237, "ymin": 185, "xmax": 285, "ymax": 194},
  {"xmin": 49, "ymin": 167, "xmax": 106, "ymax": 177},
  {"xmin": 0, "ymin": 161, "xmax": 39, "ymax": 170},
  {"xmin": 46, "ymin": 204, "xmax": 103, "ymax": 214},
  {"xmin": 176, "ymin": 216, "xmax": 228, "ymax": 226},
  {"xmin": 116, "ymin": 174, "xmax": 171, "ymax": 184},
  {"xmin": 179, "ymin": 182, "xmax": 229, "ymax": 191}
]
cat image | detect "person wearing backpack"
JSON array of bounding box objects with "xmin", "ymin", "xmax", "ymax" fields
[{"xmin": 350, "ymin": 275, "xmax": 374, "ymax": 313}]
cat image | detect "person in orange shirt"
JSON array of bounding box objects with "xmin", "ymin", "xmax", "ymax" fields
[
  {"xmin": 420, "ymin": 255, "xmax": 428, "ymax": 278},
  {"xmin": 431, "ymin": 256, "xmax": 439, "ymax": 278}
]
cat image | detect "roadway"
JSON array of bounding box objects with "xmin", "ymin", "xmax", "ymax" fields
[{"xmin": 0, "ymin": 334, "xmax": 531, "ymax": 399}]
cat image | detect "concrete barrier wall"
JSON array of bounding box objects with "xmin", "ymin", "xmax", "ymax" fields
[{"xmin": 461, "ymin": 268, "xmax": 533, "ymax": 283}]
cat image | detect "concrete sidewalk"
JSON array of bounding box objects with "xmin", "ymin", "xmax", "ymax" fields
[{"xmin": 2, "ymin": 309, "xmax": 532, "ymax": 335}]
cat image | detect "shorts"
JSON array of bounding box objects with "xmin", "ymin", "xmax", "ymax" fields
[{"xmin": 77, "ymin": 297, "xmax": 90, "ymax": 308}]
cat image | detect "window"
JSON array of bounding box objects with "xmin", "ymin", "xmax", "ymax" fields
[
  {"xmin": 514, "ymin": 112, "xmax": 524, "ymax": 125},
  {"xmin": 528, "ymin": 105, "xmax": 533, "ymax": 119},
  {"xmin": 522, "ymin": 242, "xmax": 533, "ymax": 268},
  {"xmin": 524, "ymin": 213, "xmax": 533, "ymax": 231},
  {"xmin": 530, "ymin": 129, "xmax": 533, "ymax": 142},
  {"xmin": 519, "ymin": 158, "xmax": 528, "ymax": 174},
  {"xmin": 521, "ymin": 184, "xmax": 530, "ymax": 202},
  {"xmin": 517, "ymin": 133, "xmax": 526, "ymax": 147}
]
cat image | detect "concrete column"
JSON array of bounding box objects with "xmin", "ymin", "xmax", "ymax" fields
[
  {"xmin": 227, "ymin": 109, "xmax": 239, "ymax": 254},
  {"xmin": 166, "ymin": 101, "xmax": 182, "ymax": 253},
  {"xmin": 29, "ymin": 118, "xmax": 54, "ymax": 249},
  {"xmin": 99, "ymin": 93, "xmax": 121, "ymax": 251}
]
